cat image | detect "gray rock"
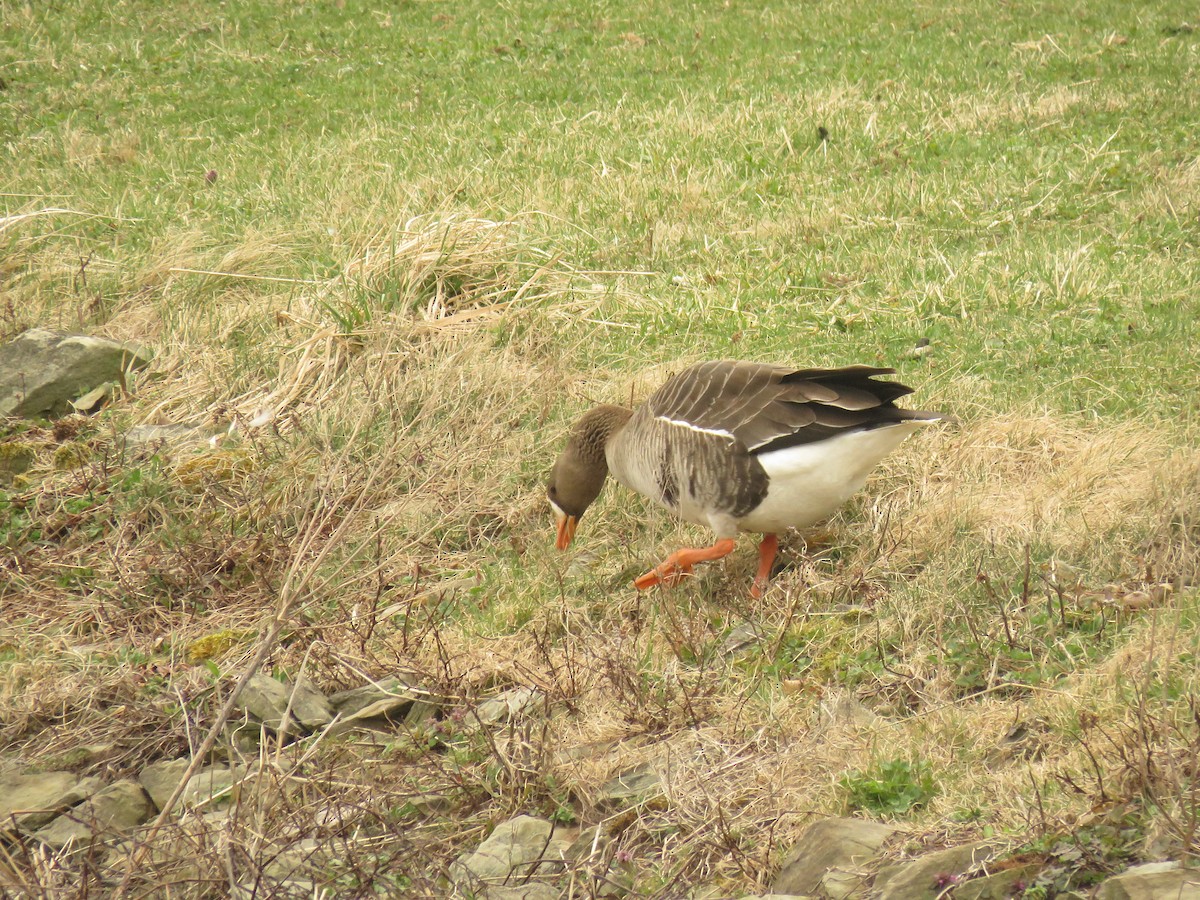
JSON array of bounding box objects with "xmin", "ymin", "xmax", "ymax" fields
[
  {"xmin": 477, "ymin": 687, "xmax": 543, "ymax": 725},
  {"xmin": 0, "ymin": 771, "xmax": 104, "ymax": 832},
  {"xmin": 596, "ymin": 764, "xmax": 664, "ymax": 808},
  {"xmin": 32, "ymin": 780, "xmax": 154, "ymax": 849},
  {"xmin": 180, "ymin": 765, "xmax": 242, "ymax": 809},
  {"xmin": 566, "ymin": 825, "xmax": 610, "ymax": 862},
  {"xmin": 874, "ymin": 842, "xmax": 997, "ymax": 900},
  {"xmin": 0, "ymin": 328, "xmax": 152, "ymax": 418},
  {"xmin": 236, "ymin": 673, "xmax": 334, "ymax": 732},
  {"xmin": 138, "ymin": 757, "xmax": 191, "ymax": 811},
  {"xmin": 771, "ymin": 817, "xmax": 897, "ymax": 897},
  {"xmin": 823, "ymin": 868, "xmax": 871, "ymax": 900},
  {"xmin": 328, "ymin": 674, "xmax": 420, "ymax": 721},
  {"xmin": 1095, "ymin": 862, "xmax": 1200, "ymax": 900},
  {"xmin": 952, "ymin": 864, "xmax": 1040, "ymax": 900},
  {"xmin": 264, "ymin": 838, "xmax": 323, "ymax": 879},
  {"xmin": 450, "ymin": 815, "xmax": 555, "ymax": 885}
]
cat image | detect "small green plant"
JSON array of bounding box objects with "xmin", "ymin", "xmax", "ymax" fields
[{"xmin": 839, "ymin": 759, "xmax": 937, "ymax": 817}]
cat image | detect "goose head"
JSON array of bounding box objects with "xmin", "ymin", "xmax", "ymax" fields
[{"xmin": 547, "ymin": 404, "xmax": 632, "ymax": 549}]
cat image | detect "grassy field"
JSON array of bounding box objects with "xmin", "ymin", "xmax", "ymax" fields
[{"xmin": 3, "ymin": 0, "xmax": 1200, "ymax": 895}]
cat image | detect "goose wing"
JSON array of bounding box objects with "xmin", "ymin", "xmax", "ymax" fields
[{"xmin": 644, "ymin": 360, "xmax": 934, "ymax": 454}]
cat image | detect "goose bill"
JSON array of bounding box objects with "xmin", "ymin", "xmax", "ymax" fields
[{"xmin": 550, "ymin": 500, "xmax": 578, "ymax": 550}]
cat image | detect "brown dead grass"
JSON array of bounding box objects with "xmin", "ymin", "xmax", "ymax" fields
[{"xmin": 4, "ymin": 217, "xmax": 1199, "ymax": 894}]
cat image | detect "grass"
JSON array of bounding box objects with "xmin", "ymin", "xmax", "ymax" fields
[{"xmin": 3, "ymin": 0, "xmax": 1200, "ymax": 895}]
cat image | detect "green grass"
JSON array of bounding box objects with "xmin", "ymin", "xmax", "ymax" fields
[{"xmin": 4, "ymin": 0, "xmax": 1200, "ymax": 895}]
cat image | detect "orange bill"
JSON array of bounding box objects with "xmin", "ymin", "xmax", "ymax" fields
[{"xmin": 555, "ymin": 511, "xmax": 578, "ymax": 550}]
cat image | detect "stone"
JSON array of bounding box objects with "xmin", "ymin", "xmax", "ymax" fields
[
  {"xmin": 236, "ymin": 673, "xmax": 334, "ymax": 732},
  {"xmin": 823, "ymin": 868, "xmax": 870, "ymax": 900},
  {"xmin": 450, "ymin": 815, "xmax": 556, "ymax": 886},
  {"xmin": 566, "ymin": 825, "xmax": 610, "ymax": 862},
  {"xmin": 32, "ymin": 780, "xmax": 154, "ymax": 849},
  {"xmin": 952, "ymin": 864, "xmax": 1040, "ymax": 900},
  {"xmin": 328, "ymin": 674, "xmax": 420, "ymax": 721},
  {"xmin": 0, "ymin": 771, "xmax": 104, "ymax": 832},
  {"xmin": 596, "ymin": 764, "xmax": 664, "ymax": 808},
  {"xmin": 771, "ymin": 817, "xmax": 897, "ymax": 896},
  {"xmin": 180, "ymin": 765, "xmax": 242, "ymax": 809},
  {"xmin": 42, "ymin": 744, "xmax": 117, "ymax": 769},
  {"xmin": 264, "ymin": 838, "xmax": 323, "ymax": 879},
  {"xmin": 476, "ymin": 687, "xmax": 543, "ymax": 725},
  {"xmin": 1095, "ymin": 862, "xmax": 1200, "ymax": 900},
  {"xmin": 139, "ymin": 757, "xmax": 191, "ymax": 811},
  {"xmin": 874, "ymin": 842, "xmax": 997, "ymax": 900},
  {"xmin": 0, "ymin": 328, "xmax": 152, "ymax": 418}
]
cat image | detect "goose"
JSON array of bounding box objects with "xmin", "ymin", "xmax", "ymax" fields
[{"xmin": 547, "ymin": 360, "xmax": 942, "ymax": 597}]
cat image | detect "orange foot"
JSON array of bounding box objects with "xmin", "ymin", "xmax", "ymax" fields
[
  {"xmin": 750, "ymin": 533, "xmax": 779, "ymax": 600},
  {"xmin": 633, "ymin": 538, "xmax": 737, "ymax": 591}
]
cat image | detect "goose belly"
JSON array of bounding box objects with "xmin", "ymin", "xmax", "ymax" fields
[{"xmin": 737, "ymin": 423, "xmax": 927, "ymax": 533}]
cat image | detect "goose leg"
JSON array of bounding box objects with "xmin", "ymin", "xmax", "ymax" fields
[
  {"xmin": 633, "ymin": 538, "xmax": 737, "ymax": 591},
  {"xmin": 750, "ymin": 533, "xmax": 779, "ymax": 599}
]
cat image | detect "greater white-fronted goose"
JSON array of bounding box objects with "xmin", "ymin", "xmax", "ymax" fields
[{"xmin": 547, "ymin": 360, "xmax": 942, "ymax": 597}]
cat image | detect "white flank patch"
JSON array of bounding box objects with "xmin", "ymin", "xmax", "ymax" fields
[
  {"xmin": 738, "ymin": 421, "xmax": 933, "ymax": 533},
  {"xmin": 656, "ymin": 415, "xmax": 735, "ymax": 440}
]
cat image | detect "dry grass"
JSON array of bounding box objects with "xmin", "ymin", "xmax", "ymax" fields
[{"xmin": 3, "ymin": 213, "xmax": 1199, "ymax": 895}]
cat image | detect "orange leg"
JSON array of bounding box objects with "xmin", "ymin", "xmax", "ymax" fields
[
  {"xmin": 750, "ymin": 533, "xmax": 779, "ymax": 599},
  {"xmin": 633, "ymin": 538, "xmax": 737, "ymax": 591}
]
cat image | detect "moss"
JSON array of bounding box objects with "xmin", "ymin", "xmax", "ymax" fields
[
  {"xmin": 0, "ymin": 440, "xmax": 36, "ymax": 476},
  {"xmin": 52, "ymin": 441, "xmax": 91, "ymax": 470},
  {"xmin": 187, "ymin": 629, "xmax": 249, "ymax": 663}
]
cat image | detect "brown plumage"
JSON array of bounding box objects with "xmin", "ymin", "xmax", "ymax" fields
[{"xmin": 547, "ymin": 360, "xmax": 942, "ymax": 597}]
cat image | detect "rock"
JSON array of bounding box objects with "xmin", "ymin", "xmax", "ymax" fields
[
  {"xmin": 264, "ymin": 838, "xmax": 322, "ymax": 879},
  {"xmin": 408, "ymin": 793, "xmax": 454, "ymax": 817},
  {"xmin": 450, "ymin": 815, "xmax": 556, "ymax": 886},
  {"xmin": 180, "ymin": 765, "xmax": 242, "ymax": 809},
  {"xmin": 236, "ymin": 673, "xmax": 334, "ymax": 733},
  {"xmin": 596, "ymin": 764, "xmax": 664, "ymax": 809},
  {"xmin": 42, "ymin": 743, "xmax": 117, "ymax": 769},
  {"xmin": 771, "ymin": 817, "xmax": 897, "ymax": 897},
  {"xmin": 566, "ymin": 825, "xmax": 610, "ymax": 862},
  {"xmin": 0, "ymin": 328, "xmax": 152, "ymax": 418},
  {"xmin": 328, "ymin": 674, "xmax": 420, "ymax": 721},
  {"xmin": 139, "ymin": 758, "xmax": 191, "ymax": 811},
  {"xmin": 1095, "ymin": 862, "xmax": 1200, "ymax": 900},
  {"xmin": 32, "ymin": 780, "xmax": 154, "ymax": 849},
  {"xmin": 476, "ymin": 687, "xmax": 543, "ymax": 725},
  {"xmin": 874, "ymin": 842, "xmax": 997, "ymax": 900},
  {"xmin": 952, "ymin": 864, "xmax": 1040, "ymax": 900},
  {"xmin": 0, "ymin": 771, "xmax": 104, "ymax": 832},
  {"xmin": 823, "ymin": 868, "xmax": 871, "ymax": 900}
]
